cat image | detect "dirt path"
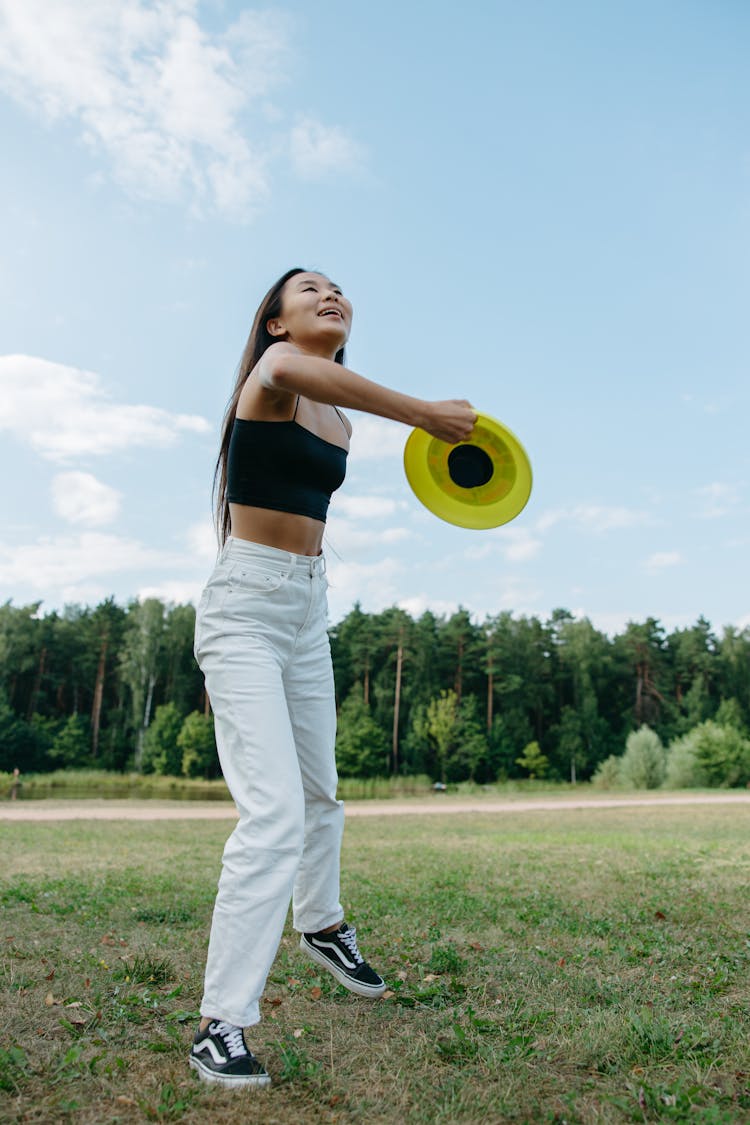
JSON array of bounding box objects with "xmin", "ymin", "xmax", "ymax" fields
[{"xmin": 2, "ymin": 793, "xmax": 750, "ymax": 822}]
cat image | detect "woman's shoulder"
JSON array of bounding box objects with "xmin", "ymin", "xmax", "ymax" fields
[
  {"xmin": 262, "ymin": 340, "xmax": 302, "ymax": 360},
  {"xmin": 238, "ymin": 347, "xmax": 300, "ymax": 419}
]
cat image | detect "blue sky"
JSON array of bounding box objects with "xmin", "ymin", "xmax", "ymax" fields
[{"xmin": 0, "ymin": 0, "xmax": 748, "ymax": 633}]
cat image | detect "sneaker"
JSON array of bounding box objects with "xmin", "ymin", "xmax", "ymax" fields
[
  {"xmin": 300, "ymin": 921, "xmax": 386, "ymax": 998},
  {"xmin": 189, "ymin": 1020, "xmax": 271, "ymax": 1088}
]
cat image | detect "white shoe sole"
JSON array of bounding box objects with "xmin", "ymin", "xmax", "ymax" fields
[
  {"xmin": 300, "ymin": 935, "xmax": 387, "ymax": 998},
  {"xmin": 189, "ymin": 1055, "xmax": 271, "ymax": 1088}
]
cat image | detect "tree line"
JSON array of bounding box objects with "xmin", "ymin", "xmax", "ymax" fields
[{"xmin": 1, "ymin": 598, "xmax": 749, "ymax": 785}]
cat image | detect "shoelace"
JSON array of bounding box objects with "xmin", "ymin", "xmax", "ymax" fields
[
  {"xmin": 338, "ymin": 925, "xmax": 364, "ymax": 965},
  {"xmin": 211, "ymin": 1021, "xmax": 247, "ymax": 1059}
]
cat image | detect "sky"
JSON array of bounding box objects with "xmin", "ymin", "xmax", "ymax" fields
[{"xmin": 0, "ymin": 0, "xmax": 748, "ymax": 635}]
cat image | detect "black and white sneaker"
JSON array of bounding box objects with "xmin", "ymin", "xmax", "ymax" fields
[
  {"xmin": 189, "ymin": 1021, "xmax": 271, "ymax": 1088},
  {"xmin": 300, "ymin": 922, "xmax": 386, "ymax": 998}
]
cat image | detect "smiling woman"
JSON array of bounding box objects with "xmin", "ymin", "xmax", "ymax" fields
[{"xmin": 189, "ymin": 267, "xmax": 476, "ymax": 1088}]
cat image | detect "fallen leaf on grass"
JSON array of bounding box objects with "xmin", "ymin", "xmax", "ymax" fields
[
  {"xmin": 468, "ymin": 942, "xmax": 483, "ymax": 951},
  {"xmin": 116, "ymin": 1096, "xmax": 136, "ymax": 1106},
  {"xmin": 45, "ymin": 969, "xmax": 55, "ymax": 981},
  {"xmin": 397, "ymin": 970, "xmax": 408, "ymax": 981},
  {"xmin": 287, "ymin": 978, "xmax": 301, "ymax": 987},
  {"xmin": 293, "ymin": 1028, "xmax": 304, "ymax": 1038},
  {"xmin": 380, "ymin": 990, "xmax": 395, "ymax": 999},
  {"xmin": 654, "ymin": 911, "xmax": 666, "ymax": 921},
  {"xmin": 45, "ymin": 993, "xmax": 57, "ymax": 1006},
  {"xmin": 423, "ymin": 973, "xmax": 438, "ymax": 982},
  {"xmin": 309, "ymin": 986, "xmax": 322, "ymax": 1000}
]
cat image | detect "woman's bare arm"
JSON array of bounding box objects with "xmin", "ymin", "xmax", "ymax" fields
[{"xmin": 256, "ymin": 343, "xmax": 476, "ymax": 444}]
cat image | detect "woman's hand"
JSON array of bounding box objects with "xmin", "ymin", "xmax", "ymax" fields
[{"xmin": 419, "ymin": 400, "xmax": 477, "ymax": 444}]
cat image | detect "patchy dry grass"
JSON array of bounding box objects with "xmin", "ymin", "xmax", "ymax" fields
[{"xmin": 2, "ymin": 805, "xmax": 750, "ymax": 1123}]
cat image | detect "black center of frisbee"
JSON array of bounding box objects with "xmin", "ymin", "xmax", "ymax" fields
[{"xmin": 447, "ymin": 444, "xmax": 494, "ymax": 489}]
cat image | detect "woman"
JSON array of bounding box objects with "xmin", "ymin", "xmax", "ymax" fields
[{"xmin": 190, "ymin": 268, "xmax": 476, "ymax": 1088}]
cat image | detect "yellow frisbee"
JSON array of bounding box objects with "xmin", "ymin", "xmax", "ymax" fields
[{"xmin": 403, "ymin": 412, "xmax": 533, "ymax": 529}]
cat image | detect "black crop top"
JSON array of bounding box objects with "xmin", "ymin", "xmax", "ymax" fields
[{"xmin": 226, "ymin": 399, "xmax": 348, "ymax": 523}]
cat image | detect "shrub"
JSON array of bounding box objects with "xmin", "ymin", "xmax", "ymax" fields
[
  {"xmin": 619, "ymin": 725, "xmax": 665, "ymax": 789},
  {"xmin": 142, "ymin": 702, "xmax": 184, "ymax": 776},
  {"xmin": 664, "ymin": 731, "xmax": 708, "ymax": 788},
  {"xmin": 688, "ymin": 720, "xmax": 750, "ymax": 787},
  {"xmin": 515, "ymin": 740, "xmax": 549, "ymax": 779},
  {"xmin": 591, "ymin": 754, "xmax": 623, "ymax": 789},
  {"xmin": 178, "ymin": 711, "xmax": 217, "ymax": 779}
]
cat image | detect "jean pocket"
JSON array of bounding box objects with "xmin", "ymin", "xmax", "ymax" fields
[{"xmin": 227, "ymin": 560, "xmax": 291, "ymax": 594}]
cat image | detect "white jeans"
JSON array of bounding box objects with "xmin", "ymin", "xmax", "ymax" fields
[{"xmin": 194, "ymin": 537, "xmax": 344, "ymax": 1028}]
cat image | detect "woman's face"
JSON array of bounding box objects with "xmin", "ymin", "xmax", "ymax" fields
[{"xmin": 269, "ymin": 272, "xmax": 352, "ymax": 356}]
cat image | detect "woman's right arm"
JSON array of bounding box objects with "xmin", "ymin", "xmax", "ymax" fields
[{"xmin": 257, "ymin": 343, "xmax": 477, "ymax": 445}]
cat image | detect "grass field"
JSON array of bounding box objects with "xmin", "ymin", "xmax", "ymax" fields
[{"xmin": 2, "ymin": 805, "xmax": 749, "ymax": 1123}]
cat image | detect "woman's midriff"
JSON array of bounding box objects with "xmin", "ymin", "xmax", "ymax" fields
[{"xmin": 228, "ymin": 503, "xmax": 326, "ymax": 557}]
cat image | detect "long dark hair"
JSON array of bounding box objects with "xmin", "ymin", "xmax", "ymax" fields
[{"xmin": 213, "ymin": 267, "xmax": 346, "ymax": 544}]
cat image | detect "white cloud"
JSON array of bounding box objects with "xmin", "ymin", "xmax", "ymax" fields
[
  {"xmin": 330, "ymin": 494, "xmax": 400, "ymax": 520},
  {"xmin": 397, "ymin": 595, "xmax": 461, "ymax": 619},
  {"xmin": 325, "ymin": 522, "xmax": 411, "ymax": 560},
  {"xmin": 464, "ymin": 525, "xmax": 542, "ymax": 563},
  {"xmin": 0, "ymin": 532, "xmax": 181, "ymax": 593},
  {"xmin": 0, "ymin": 0, "xmax": 362, "ymax": 219},
  {"xmin": 138, "ymin": 579, "xmax": 204, "ymax": 605},
  {"xmin": 502, "ymin": 529, "xmax": 542, "ymax": 562},
  {"xmin": 0, "ymin": 354, "xmax": 210, "ymax": 461},
  {"xmin": 347, "ymin": 413, "xmax": 406, "ymax": 460},
  {"xmin": 536, "ymin": 505, "xmax": 652, "ymax": 534},
  {"xmin": 326, "ymin": 557, "xmax": 404, "ymax": 620},
  {"xmin": 695, "ymin": 482, "xmax": 742, "ymax": 519},
  {"xmin": 290, "ymin": 117, "xmax": 365, "ymax": 179},
  {"xmin": 186, "ymin": 519, "xmax": 219, "ymax": 564},
  {"xmin": 482, "ymin": 578, "xmax": 544, "ymax": 617},
  {"xmin": 644, "ymin": 551, "xmax": 682, "ymax": 572},
  {"xmin": 51, "ymin": 471, "xmax": 121, "ymax": 526}
]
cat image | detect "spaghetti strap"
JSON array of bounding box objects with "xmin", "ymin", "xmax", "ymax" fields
[{"xmin": 292, "ymin": 395, "xmax": 301, "ymax": 421}]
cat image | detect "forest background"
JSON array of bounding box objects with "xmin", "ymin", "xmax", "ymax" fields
[{"xmin": 2, "ymin": 597, "xmax": 749, "ymax": 791}]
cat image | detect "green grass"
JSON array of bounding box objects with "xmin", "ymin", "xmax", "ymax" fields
[{"xmin": 1, "ymin": 805, "xmax": 749, "ymax": 1122}]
